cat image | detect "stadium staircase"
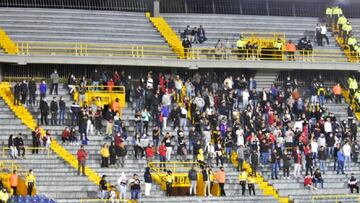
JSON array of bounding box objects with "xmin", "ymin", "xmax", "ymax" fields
[
  {"xmin": 0, "ymin": 83, "xmax": 102, "ymax": 202},
  {"xmin": 148, "ymin": 15, "xmax": 185, "ymax": 59},
  {"xmin": 254, "ymin": 70, "xmax": 279, "ymax": 90},
  {"xmin": 0, "ymin": 28, "xmax": 18, "ymax": 54}
]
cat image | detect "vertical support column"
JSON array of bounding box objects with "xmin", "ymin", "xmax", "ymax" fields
[
  {"xmin": 184, "ymin": 0, "xmax": 188, "ymax": 13},
  {"xmin": 266, "ymin": 0, "xmax": 270, "ymax": 16},
  {"xmin": 239, "ymin": 0, "xmax": 243, "ymax": 15},
  {"xmin": 292, "ymin": 3, "xmax": 296, "ymax": 17},
  {"xmin": 212, "ymin": 0, "xmax": 216, "ymax": 14},
  {"xmin": 153, "ymin": 0, "xmax": 160, "ymax": 17}
]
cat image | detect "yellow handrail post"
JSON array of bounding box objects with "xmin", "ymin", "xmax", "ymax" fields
[
  {"xmin": 141, "ymin": 45, "xmax": 144, "ymax": 58},
  {"xmin": 75, "ymin": 43, "xmax": 78, "ymax": 56},
  {"xmin": 26, "ymin": 42, "xmax": 29, "ymax": 55},
  {"xmin": 336, "ymin": 195, "xmax": 338, "ymax": 203},
  {"xmin": 131, "ymin": 45, "xmax": 134, "ymax": 57}
]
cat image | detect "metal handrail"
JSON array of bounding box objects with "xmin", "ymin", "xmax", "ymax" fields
[{"xmin": 312, "ymin": 194, "xmax": 360, "ymax": 203}]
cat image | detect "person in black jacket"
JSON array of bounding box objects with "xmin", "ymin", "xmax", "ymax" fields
[
  {"xmin": 282, "ymin": 152, "xmax": 291, "ymax": 179},
  {"xmin": 250, "ymin": 150, "xmax": 259, "ymax": 177},
  {"xmin": 40, "ymin": 98, "xmax": 49, "ymax": 125},
  {"xmin": 305, "ymin": 152, "xmax": 313, "ymax": 175},
  {"xmin": 20, "ymin": 80, "xmax": 28, "ymax": 105},
  {"xmin": 50, "ymin": 97, "xmax": 58, "ymax": 125},
  {"xmin": 13, "ymin": 134, "xmax": 25, "ymax": 158},
  {"xmin": 13, "ymin": 82, "xmax": 21, "ymax": 106},
  {"xmin": 31, "ymin": 127, "xmax": 41, "ymax": 154},
  {"xmin": 109, "ymin": 141, "xmax": 116, "ymax": 167},
  {"xmin": 99, "ymin": 175, "xmax": 108, "ymax": 199},
  {"xmin": 28, "ymin": 78, "xmax": 37, "ymax": 106},
  {"xmin": 59, "ymin": 96, "xmax": 66, "ymax": 125},
  {"xmin": 8, "ymin": 134, "xmax": 16, "ymax": 159},
  {"xmin": 144, "ymin": 167, "xmax": 152, "ymax": 197}
]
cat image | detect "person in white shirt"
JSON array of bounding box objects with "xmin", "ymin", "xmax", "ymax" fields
[
  {"xmin": 317, "ymin": 134, "xmax": 326, "ymax": 148},
  {"xmin": 311, "ymin": 139, "xmax": 319, "ymax": 166},
  {"xmin": 320, "ymin": 24, "xmax": 329, "ymax": 46},
  {"xmin": 174, "ymin": 75, "xmax": 183, "ymax": 101},
  {"xmin": 324, "ymin": 118, "xmax": 332, "ymax": 134},
  {"xmin": 343, "ymin": 142, "xmax": 352, "ymax": 170},
  {"xmin": 242, "ymin": 89, "xmax": 250, "ymax": 110},
  {"xmin": 117, "ymin": 172, "xmax": 128, "ymax": 201},
  {"xmin": 236, "ymin": 129, "xmax": 244, "ymax": 147}
]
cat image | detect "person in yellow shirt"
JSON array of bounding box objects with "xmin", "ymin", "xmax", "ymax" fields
[
  {"xmin": 100, "ymin": 143, "xmax": 110, "ymax": 168},
  {"xmin": 238, "ymin": 169, "xmax": 248, "ymax": 196},
  {"xmin": 26, "ymin": 169, "xmax": 36, "ymax": 196},
  {"xmin": 274, "ymin": 38, "xmax": 284, "ymax": 60},
  {"xmin": 236, "ymin": 35, "xmax": 246, "ymax": 60},
  {"xmin": 0, "ymin": 188, "xmax": 9, "ymax": 203},
  {"xmin": 247, "ymin": 173, "xmax": 256, "ymax": 196},
  {"xmin": 337, "ymin": 14, "xmax": 347, "ymax": 32},
  {"xmin": 342, "ymin": 21, "xmax": 352, "ymax": 44},
  {"xmin": 197, "ymin": 148, "xmax": 205, "ymax": 168},
  {"xmin": 164, "ymin": 170, "xmax": 173, "ymax": 196},
  {"xmin": 326, "ymin": 7, "xmax": 333, "ymax": 26}
]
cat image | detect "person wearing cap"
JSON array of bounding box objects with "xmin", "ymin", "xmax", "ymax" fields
[
  {"xmin": 164, "ymin": 170, "xmax": 173, "ymax": 196},
  {"xmin": 348, "ymin": 173, "xmax": 359, "ymax": 193}
]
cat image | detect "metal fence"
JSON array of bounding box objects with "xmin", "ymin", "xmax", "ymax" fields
[{"xmin": 1, "ymin": 0, "xmax": 360, "ymax": 18}]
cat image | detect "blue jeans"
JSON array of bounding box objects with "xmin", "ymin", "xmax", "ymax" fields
[
  {"xmin": 261, "ymin": 152, "xmax": 269, "ymax": 165},
  {"xmin": 271, "ymin": 163, "xmax": 278, "ymax": 179},
  {"xmin": 59, "ymin": 109, "xmax": 66, "ymax": 125},
  {"xmin": 312, "ymin": 152, "xmax": 318, "ymax": 166},
  {"xmin": 314, "ymin": 178, "xmax": 324, "ymax": 188},
  {"xmin": 344, "ymin": 155, "xmax": 351, "ymax": 170},
  {"xmin": 337, "ymin": 160, "xmax": 344, "ymax": 174},
  {"xmin": 319, "ymin": 95, "xmax": 325, "ymax": 106},
  {"xmin": 319, "ymin": 160, "xmax": 326, "ymax": 173},
  {"xmin": 131, "ymin": 189, "xmax": 140, "ymax": 200},
  {"xmin": 92, "ymin": 81, "xmax": 99, "ymax": 90},
  {"xmin": 225, "ymin": 147, "xmax": 232, "ymax": 157}
]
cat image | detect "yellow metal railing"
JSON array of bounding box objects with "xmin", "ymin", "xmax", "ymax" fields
[
  {"xmin": 73, "ymin": 85, "xmax": 126, "ymax": 109},
  {"xmin": 11, "ymin": 41, "xmax": 351, "ymax": 63},
  {"xmin": 2, "ymin": 147, "xmax": 51, "ymax": 158},
  {"xmin": 148, "ymin": 161, "xmax": 200, "ymax": 173},
  {"xmin": 312, "ymin": 194, "xmax": 360, "ymax": 203},
  {"xmin": 15, "ymin": 41, "xmax": 175, "ymax": 58}
]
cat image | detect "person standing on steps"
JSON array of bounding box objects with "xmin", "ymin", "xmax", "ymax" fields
[
  {"xmin": 188, "ymin": 165, "xmax": 198, "ymax": 196},
  {"xmin": 40, "ymin": 98, "xmax": 49, "ymax": 125},
  {"xmin": 9, "ymin": 170, "xmax": 18, "ymax": 196},
  {"xmin": 77, "ymin": 145, "xmax": 88, "ymax": 176},
  {"xmin": 99, "ymin": 175, "xmax": 108, "ymax": 199},
  {"xmin": 144, "ymin": 167, "xmax": 152, "ymax": 197},
  {"xmin": 117, "ymin": 172, "xmax": 128, "ymax": 201},
  {"xmin": 165, "ymin": 170, "xmax": 173, "ymax": 196},
  {"xmin": 39, "ymin": 80, "xmax": 47, "ymax": 100},
  {"xmin": 238, "ymin": 168, "xmax": 247, "ymax": 196},
  {"xmin": 25, "ymin": 169, "xmax": 36, "ymax": 196},
  {"xmin": 59, "ymin": 96, "xmax": 66, "ymax": 125},
  {"xmin": 215, "ymin": 166, "xmax": 226, "ymax": 196},
  {"xmin": 50, "ymin": 70, "xmax": 59, "ymax": 95},
  {"xmin": 28, "ymin": 78, "xmax": 37, "ymax": 106},
  {"xmin": 50, "ymin": 97, "xmax": 58, "ymax": 126}
]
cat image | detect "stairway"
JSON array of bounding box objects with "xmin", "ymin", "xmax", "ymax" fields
[
  {"xmin": 0, "ymin": 99, "xmax": 97, "ymax": 203},
  {"xmin": 253, "ymin": 70, "xmax": 279, "ymax": 90}
]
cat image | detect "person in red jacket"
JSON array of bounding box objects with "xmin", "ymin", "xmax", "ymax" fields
[
  {"xmin": 159, "ymin": 142, "xmax": 167, "ymax": 171},
  {"xmin": 77, "ymin": 145, "xmax": 88, "ymax": 176},
  {"xmin": 145, "ymin": 144, "xmax": 155, "ymax": 164},
  {"xmin": 304, "ymin": 173, "xmax": 317, "ymax": 192},
  {"xmin": 61, "ymin": 127, "xmax": 71, "ymax": 144}
]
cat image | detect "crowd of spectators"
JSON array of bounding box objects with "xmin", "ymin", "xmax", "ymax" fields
[{"xmin": 8, "ymin": 69, "xmax": 360, "ymax": 200}]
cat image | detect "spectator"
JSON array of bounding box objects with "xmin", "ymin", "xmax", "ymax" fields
[
  {"xmin": 50, "ymin": 97, "xmax": 58, "ymax": 125},
  {"xmin": 282, "ymin": 151, "xmax": 291, "ymax": 179},
  {"xmin": 50, "ymin": 70, "xmax": 59, "ymax": 95},
  {"xmin": 39, "ymin": 80, "xmax": 47, "ymax": 100},
  {"xmin": 13, "ymin": 82, "xmax": 21, "ymax": 106},
  {"xmin": 348, "ymin": 173, "xmax": 359, "ymax": 193},
  {"xmin": 197, "ymin": 25, "xmax": 206, "ymax": 43},
  {"xmin": 77, "ymin": 145, "xmax": 88, "ymax": 176},
  {"xmin": 99, "ymin": 175, "xmax": 108, "ymax": 199},
  {"xmin": 9, "ymin": 170, "xmax": 18, "ymax": 195},
  {"xmin": 159, "ymin": 142, "xmax": 167, "ymax": 170},
  {"xmin": 144, "ymin": 167, "xmax": 152, "ymax": 197},
  {"xmin": 28, "ymin": 78, "xmax": 37, "ymax": 106},
  {"xmin": 215, "ymin": 166, "xmax": 226, "ymax": 196},
  {"xmin": 165, "ymin": 170, "xmax": 173, "ymax": 196},
  {"xmin": 91, "ymin": 69, "xmax": 100, "ymax": 90},
  {"xmin": 59, "ymin": 96, "xmax": 66, "ymax": 125},
  {"xmin": 32, "ymin": 127, "xmax": 41, "ymax": 154},
  {"xmin": 247, "ymin": 173, "xmax": 256, "ymax": 196},
  {"xmin": 237, "ymin": 145, "xmax": 244, "ymax": 171},
  {"xmin": 145, "ymin": 144, "xmax": 155, "ymax": 164},
  {"xmin": 117, "ymin": 172, "xmax": 128, "ymax": 201},
  {"xmin": 313, "ymin": 168, "xmax": 324, "ymax": 189},
  {"xmin": 285, "ymin": 40, "xmax": 296, "ymax": 61},
  {"xmin": 100, "ymin": 143, "xmax": 109, "ymax": 168},
  {"xmin": 25, "ymin": 169, "xmax": 36, "ymax": 196},
  {"xmin": 238, "ymin": 169, "xmax": 247, "ymax": 196},
  {"xmin": 318, "ymin": 146, "xmax": 326, "ymax": 174},
  {"xmin": 294, "ymin": 147, "xmax": 302, "ymax": 178},
  {"xmin": 304, "ymin": 173, "xmax": 316, "ymax": 193},
  {"xmin": 271, "ymin": 149, "xmax": 279, "ymax": 179},
  {"xmin": 337, "ymin": 148, "xmax": 345, "ymax": 175},
  {"xmin": 20, "ymin": 80, "xmax": 28, "ymax": 105},
  {"xmin": 8, "ymin": 134, "xmax": 16, "ymax": 159},
  {"xmin": 40, "ymin": 98, "xmax": 49, "ymax": 125},
  {"xmin": 188, "ymin": 166, "xmax": 198, "ymax": 196},
  {"xmin": 13, "ymin": 134, "xmax": 25, "ymax": 158},
  {"xmin": 0, "ymin": 188, "xmax": 9, "ymax": 203},
  {"xmin": 343, "ymin": 141, "xmax": 352, "ymax": 170},
  {"xmin": 129, "ymin": 174, "xmax": 141, "ymax": 202},
  {"xmin": 250, "ymin": 150, "xmax": 258, "ymax": 177},
  {"xmin": 202, "ymin": 166, "xmax": 212, "ymax": 197}
]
